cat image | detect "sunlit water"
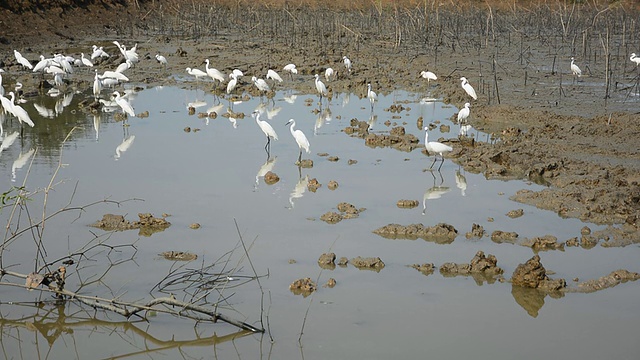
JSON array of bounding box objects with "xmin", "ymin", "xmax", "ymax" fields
[{"xmin": 1, "ymin": 84, "xmax": 638, "ymax": 359}]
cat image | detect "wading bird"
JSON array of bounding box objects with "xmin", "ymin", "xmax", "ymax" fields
[
  {"xmin": 367, "ymin": 83, "xmax": 377, "ymax": 111},
  {"xmin": 424, "ymin": 127, "xmax": 452, "ymax": 170},
  {"xmin": 204, "ymin": 59, "xmax": 225, "ymax": 85},
  {"xmin": 420, "ymin": 70, "xmax": 437, "ymax": 84},
  {"xmin": 115, "ymin": 59, "xmax": 133, "ymax": 74},
  {"xmin": 283, "ymin": 63, "xmax": 297, "ymax": 80},
  {"xmin": 252, "ymin": 76, "xmax": 270, "ymax": 95},
  {"xmin": 91, "ymin": 45, "xmax": 109, "ymax": 60},
  {"xmin": 112, "ymin": 91, "xmax": 135, "ymax": 118},
  {"xmin": 226, "ymin": 73, "xmax": 238, "ymax": 95},
  {"xmin": 460, "ymin": 77, "xmax": 477, "ymax": 100},
  {"xmin": 570, "ymin": 57, "xmax": 582, "ymax": 77},
  {"xmin": 14, "ymin": 50, "xmax": 33, "ymax": 70},
  {"xmin": 156, "ymin": 54, "xmax": 168, "ymax": 67},
  {"xmin": 266, "ymin": 69, "xmax": 283, "ymax": 84},
  {"xmin": 343, "ymin": 56, "xmax": 352, "ymax": 74},
  {"xmin": 314, "ymin": 74, "xmax": 327, "ymax": 104},
  {"xmin": 457, "ymin": 102, "xmax": 471, "ymax": 123},
  {"xmin": 325, "ymin": 67, "xmax": 335, "ymax": 82},
  {"xmin": 252, "ymin": 111, "xmax": 278, "ymax": 152},
  {"xmin": 285, "ymin": 119, "xmax": 310, "ymax": 163},
  {"xmin": 631, "ymin": 53, "xmax": 640, "ymax": 67},
  {"xmin": 80, "ymin": 53, "xmax": 94, "ymax": 67}
]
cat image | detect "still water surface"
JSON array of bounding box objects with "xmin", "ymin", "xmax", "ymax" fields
[{"xmin": 1, "ymin": 85, "xmax": 638, "ymax": 359}]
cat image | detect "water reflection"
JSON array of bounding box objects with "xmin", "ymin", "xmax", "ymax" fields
[
  {"xmin": 255, "ymin": 156, "xmax": 277, "ymax": 190},
  {"xmin": 422, "ymin": 171, "xmax": 451, "ymax": 215},
  {"xmin": 115, "ymin": 134, "xmax": 135, "ymax": 160},
  {"xmin": 455, "ymin": 169, "xmax": 467, "ymax": 196},
  {"xmin": 288, "ymin": 174, "xmax": 309, "ymax": 209},
  {"xmin": 93, "ymin": 113, "xmax": 101, "ymax": 141},
  {"xmin": 12, "ymin": 148, "xmax": 35, "ymax": 182},
  {"xmin": 0, "ymin": 303, "xmax": 255, "ymax": 359},
  {"xmin": 0, "ymin": 131, "xmax": 19, "ymax": 157}
]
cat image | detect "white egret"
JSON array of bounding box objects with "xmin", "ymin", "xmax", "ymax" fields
[
  {"xmin": 424, "ymin": 127, "xmax": 452, "ymax": 170},
  {"xmin": 186, "ymin": 67, "xmax": 207, "ymax": 81},
  {"xmin": 14, "ymin": 82, "xmax": 23, "ymax": 98},
  {"xmin": 115, "ymin": 135, "xmax": 135, "ymax": 160},
  {"xmin": 80, "ymin": 53, "xmax": 94, "ymax": 67},
  {"xmin": 0, "ymin": 91, "xmax": 13, "ymax": 115},
  {"xmin": 266, "ymin": 69, "xmax": 283, "ymax": 84},
  {"xmin": 93, "ymin": 70, "xmax": 102, "ymax": 99},
  {"xmin": 0, "ymin": 72, "xmax": 4, "ymax": 96},
  {"xmin": 101, "ymin": 70, "xmax": 129, "ymax": 82},
  {"xmin": 8, "ymin": 92, "xmax": 35, "ymax": 128},
  {"xmin": 325, "ymin": 67, "xmax": 335, "ymax": 82},
  {"xmin": 460, "ymin": 77, "xmax": 477, "ymax": 100},
  {"xmin": 204, "ymin": 59, "xmax": 224, "ymax": 85},
  {"xmin": 283, "ymin": 63, "xmax": 297, "ymax": 80},
  {"xmin": 367, "ymin": 83, "xmax": 377, "ymax": 111},
  {"xmin": 112, "ymin": 91, "xmax": 135, "ymax": 117},
  {"xmin": 115, "ymin": 60, "xmax": 133, "ymax": 73},
  {"xmin": 457, "ymin": 102, "xmax": 471, "ymax": 123},
  {"xmin": 420, "ymin": 70, "xmax": 437, "ymax": 83},
  {"xmin": 226, "ymin": 73, "xmax": 238, "ymax": 94},
  {"xmin": 14, "ymin": 50, "xmax": 33, "ymax": 70},
  {"xmin": 232, "ymin": 69, "xmax": 244, "ymax": 78},
  {"xmin": 252, "ymin": 76, "xmax": 270, "ymax": 98},
  {"xmin": 91, "ymin": 45, "xmax": 109, "ymax": 59},
  {"xmin": 631, "ymin": 53, "xmax": 640, "ymax": 67},
  {"xmin": 285, "ymin": 119, "xmax": 310, "ymax": 163},
  {"xmin": 570, "ymin": 57, "xmax": 582, "ymax": 77},
  {"xmin": 156, "ymin": 54, "xmax": 168, "ymax": 67},
  {"xmin": 112, "ymin": 41, "xmax": 139, "ymax": 64},
  {"xmin": 33, "ymin": 55, "xmax": 53, "ymax": 73},
  {"xmin": 314, "ymin": 74, "xmax": 327, "ymax": 103},
  {"xmin": 252, "ymin": 110, "xmax": 278, "ymax": 151},
  {"xmin": 53, "ymin": 54, "xmax": 73, "ymax": 74},
  {"xmin": 343, "ymin": 56, "xmax": 352, "ymax": 74}
]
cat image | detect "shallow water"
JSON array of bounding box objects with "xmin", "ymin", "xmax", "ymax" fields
[{"xmin": 1, "ymin": 84, "xmax": 638, "ymax": 359}]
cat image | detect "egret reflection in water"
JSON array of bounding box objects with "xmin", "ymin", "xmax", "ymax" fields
[
  {"xmin": 12, "ymin": 148, "xmax": 35, "ymax": 182},
  {"xmin": 255, "ymin": 156, "xmax": 277, "ymax": 190},
  {"xmin": 0, "ymin": 131, "xmax": 19, "ymax": 157},
  {"xmin": 288, "ymin": 174, "xmax": 309, "ymax": 209},
  {"xmin": 422, "ymin": 171, "xmax": 451, "ymax": 215},
  {"xmin": 455, "ymin": 169, "xmax": 468, "ymax": 196},
  {"xmin": 115, "ymin": 135, "xmax": 135, "ymax": 160}
]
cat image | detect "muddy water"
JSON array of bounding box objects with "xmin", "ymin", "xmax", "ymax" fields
[{"xmin": 1, "ymin": 85, "xmax": 639, "ymax": 359}]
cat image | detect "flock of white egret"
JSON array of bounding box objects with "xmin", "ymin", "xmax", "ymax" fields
[{"xmin": 0, "ymin": 43, "xmax": 638, "ymax": 171}]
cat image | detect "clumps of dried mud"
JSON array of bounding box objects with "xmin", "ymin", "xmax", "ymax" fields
[
  {"xmin": 91, "ymin": 213, "xmax": 171, "ymax": 236},
  {"xmin": 320, "ymin": 202, "xmax": 365, "ymax": 224},
  {"xmin": 373, "ymin": 223, "xmax": 458, "ymax": 244}
]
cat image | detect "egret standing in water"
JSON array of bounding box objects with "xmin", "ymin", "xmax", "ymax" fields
[
  {"xmin": 285, "ymin": 119, "xmax": 310, "ymax": 163},
  {"xmin": 424, "ymin": 127, "xmax": 452, "ymax": 170},
  {"xmin": 457, "ymin": 102, "xmax": 471, "ymax": 123},
  {"xmin": 252, "ymin": 76, "xmax": 270, "ymax": 99},
  {"xmin": 266, "ymin": 69, "xmax": 283, "ymax": 84},
  {"xmin": 460, "ymin": 77, "xmax": 477, "ymax": 100},
  {"xmin": 367, "ymin": 83, "xmax": 377, "ymax": 111},
  {"xmin": 570, "ymin": 57, "xmax": 582, "ymax": 77},
  {"xmin": 8, "ymin": 92, "xmax": 35, "ymax": 129},
  {"xmin": 226, "ymin": 73, "xmax": 238, "ymax": 95},
  {"xmin": 314, "ymin": 74, "xmax": 327, "ymax": 104},
  {"xmin": 112, "ymin": 91, "xmax": 135, "ymax": 118},
  {"xmin": 252, "ymin": 110, "xmax": 278, "ymax": 152}
]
